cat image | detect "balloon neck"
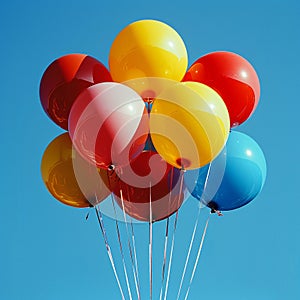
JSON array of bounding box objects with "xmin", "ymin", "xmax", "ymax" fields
[
  {"xmin": 141, "ymin": 89, "xmax": 156, "ymax": 103},
  {"xmin": 87, "ymin": 195, "xmax": 98, "ymax": 207},
  {"xmin": 208, "ymin": 201, "xmax": 223, "ymax": 216},
  {"xmin": 144, "ymin": 97, "xmax": 154, "ymax": 104},
  {"xmin": 176, "ymin": 158, "xmax": 191, "ymax": 170},
  {"xmin": 107, "ymin": 164, "xmax": 123, "ymax": 176},
  {"xmin": 108, "ymin": 164, "xmax": 115, "ymax": 171}
]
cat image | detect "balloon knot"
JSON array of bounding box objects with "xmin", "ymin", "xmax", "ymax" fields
[
  {"xmin": 210, "ymin": 208, "xmax": 223, "ymax": 216},
  {"xmin": 208, "ymin": 201, "xmax": 222, "ymax": 216},
  {"xmin": 108, "ymin": 164, "xmax": 115, "ymax": 171}
]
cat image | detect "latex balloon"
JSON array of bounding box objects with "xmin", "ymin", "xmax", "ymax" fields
[
  {"xmin": 41, "ymin": 133, "xmax": 111, "ymax": 208},
  {"xmin": 109, "ymin": 19, "xmax": 188, "ymax": 82},
  {"xmin": 187, "ymin": 131, "xmax": 267, "ymax": 211},
  {"xmin": 68, "ymin": 82, "xmax": 149, "ymax": 169},
  {"xmin": 150, "ymin": 81, "xmax": 230, "ymax": 170},
  {"xmin": 183, "ymin": 51, "xmax": 260, "ymax": 127},
  {"xmin": 40, "ymin": 53, "xmax": 112, "ymax": 130},
  {"xmin": 114, "ymin": 191, "xmax": 185, "ymax": 223},
  {"xmin": 112, "ymin": 150, "xmax": 185, "ymax": 222}
]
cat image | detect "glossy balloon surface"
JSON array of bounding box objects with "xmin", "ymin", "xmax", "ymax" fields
[
  {"xmin": 113, "ymin": 150, "xmax": 185, "ymax": 222},
  {"xmin": 183, "ymin": 51, "xmax": 260, "ymax": 127},
  {"xmin": 69, "ymin": 82, "xmax": 149, "ymax": 169},
  {"xmin": 150, "ymin": 81, "xmax": 230, "ymax": 169},
  {"xmin": 40, "ymin": 54, "xmax": 111, "ymax": 130},
  {"xmin": 109, "ymin": 20, "xmax": 188, "ymax": 82},
  {"xmin": 41, "ymin": 133, "xmax": 111, "ymax": 207},
  {"xmin": 187, "ymin": 131, "xmax": 267, "ymax": 211}
]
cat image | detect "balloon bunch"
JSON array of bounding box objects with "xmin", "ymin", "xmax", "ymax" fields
[
  {"xmin": 40, "ymin": 19, "xmax": 266, "ymax": 221},
  {"xmin": 39, "ymin": 19, "xmax": 267, "ymax": 300}
]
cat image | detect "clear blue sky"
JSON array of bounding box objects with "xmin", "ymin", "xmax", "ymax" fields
[{"xmin": 1, "ymin": 0, "xmax": 300, "ymax": 299}]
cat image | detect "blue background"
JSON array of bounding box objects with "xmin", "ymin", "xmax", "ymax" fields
[{"xmin": 1, "ymin": 0, "xmax": 299, "ymax": 299}]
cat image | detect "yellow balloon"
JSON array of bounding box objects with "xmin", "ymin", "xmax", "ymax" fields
[
  {"xmin": 41, "ymin": 133, "xmax": 111, "ymax": 208},
  {"xmin": 150, "ymin": 81, "xmax": 230, "ymax": 170},
  {"xmin": 109, "ymin": 19, "xmax": 188, "ymax": 82}
]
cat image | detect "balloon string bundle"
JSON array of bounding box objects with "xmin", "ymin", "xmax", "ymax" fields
[
  {"xmin": 107, "ymin": 169, "xmax": 140, "ymax": 299},
  {"xmin": 119, "ymin": 190, "xmax": 142, "ymax": 299},
  {"xmin": 159, "ymin": 217, "xmax": 170, "ymax": 299},
  {"xmin": 149, "ymin": 182, "xmax": 153, "ymax": 300},
  {"xmin": 110, "ymin": 195, "xmax": 134, "ymax": 300},
  {"xmin": 176, "ymin": 162, "xmax": 213, "ymax": 299},
  {"xmin": 159, "ymin": 165, "xmax": 175, "ymax": 299},
  {"xmin": 129, "ymin": 219, "xmax": 141, "ymax": 299},
  {"xmin": 94, "ymin": 194, "xmax": 210, "ymax": 300},
  {"xmin": 162, "ymin": 170, "xmax": 185, "ymax": 300},
  {"xmin": 162, "ymin": 212, "xmax": 179, "ymax": 300},
  {"xmin": 183, "ymin": 215, "xmax": 210, "ymax": 300},
  {"xmin": 159, "ymin": 194, "xmax": 174, "ymax": 298},
  {"xmin": 94, "ymin": 205, "xmax": 125, "ymax": 300},
  {"xmin": 176, "ymin": 205, "xmax": 203, "ymax": 300},
  {"xmin": 161, "ymin": 166, "xmax": 211, "ymax": 300}
]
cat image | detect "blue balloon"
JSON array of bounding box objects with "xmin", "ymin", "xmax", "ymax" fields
[{"xmin": 185, "ymin": 131, "xmax": 267, "ymax": 211}]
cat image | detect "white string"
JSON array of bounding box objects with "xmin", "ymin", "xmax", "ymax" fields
[
  {"xmin": 130, "ymin": 219, "xmax": 141, "ymax": 299},
  {"xmin": 183, "ymin": 215, "xmax": 210, "ymax": 300},
  {"xmin": 163, "ymin": 212, "xmax": 178, "ymax": 300},
  {"xmin": 176, "ymin": 162, "xmax": 212, "ymax": 299},
  {"xmin": 95, "ymin": 206, "xmax": 125, "ymax": 300},
  {"xmin": 119, "ymin": 190, "xmax": 141, "ymax": 300},
  {"xmin": 149, "ymin": 181, "xmax": 153, "ymax": 300},
  {"xmin": 110, "ymin": 195, "xmax": 133, "ymax": 300},
  {"xmin": 158, "ymin": 217, "xmax": 169, "ymax": 300},
  {"xmin": 176, "ymin": 206, "xmax": 202, "ymax": 300},
  {"xmin": 159, "ymin": 166, "xmax": 174, "ymax": 300},
  {"xmin": 163, "ymin": 170, "xmax": 185, "ymax": 300}
]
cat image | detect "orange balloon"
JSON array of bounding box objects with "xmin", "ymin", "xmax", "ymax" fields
[{"xmin": 41, "ymin": 133, "xmax": 111, "ymax": 208}]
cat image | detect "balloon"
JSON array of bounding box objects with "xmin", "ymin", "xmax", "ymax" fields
[
  {"xmin": 183, "ymin": 51, "xmax": 260, "ymax": 127},
  {"xmin": 68, "ymin": 82, "xmax": 149, "ymax": 169},
  {"xmin": 109, "ymin": 19, "xmax": 188, "ymax": 82},
  {"xmin": 187, "ymin": 131, "xmax": 267, "ymax": 211},
  {"xmin": 150, "ymin": 81, "xmax": 230, "ymax": 170},
  {"xmin": 112, "ymin": 150, "xmax": 185, "ymax": 222},
  {"xmin": 41, "ymin": 133, "xmax": 111, "ymax": 208},
  {"xmin": 39, "ymin": 53, "xmax": 112, "ymax": 130}
]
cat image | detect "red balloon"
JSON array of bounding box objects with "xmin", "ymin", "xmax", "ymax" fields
[
  {"xmin": 183, "ymin": 51, "xmax": 260, "ymax": 127},
  {"xmin": 68, "ymin": 82, "xmax": 149, "ymax": 169},
  {"xmin": 40, "ymin": 53, "xmax": 112, "ymax": 130},
  {"xmin": 112, "ymin": 150, "xmax": 185, "ymax": 222}
]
